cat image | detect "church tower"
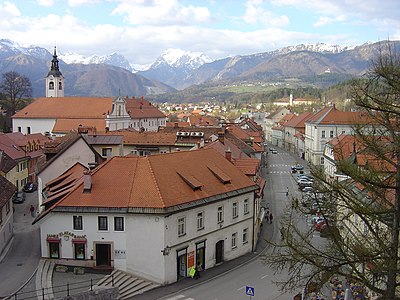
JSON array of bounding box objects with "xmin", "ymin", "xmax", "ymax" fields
[{"xmin": 46, "ymin": 46, "xmax": 64, "ymax": 97}]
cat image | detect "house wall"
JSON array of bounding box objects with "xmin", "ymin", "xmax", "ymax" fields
[
  {"xmin": 5, "ymin": 161, "xmax": 29, "ymax": 191},
  {"xmin": 13, "ymin": 118, "xmax": 56, "ymax": 135},
  {"xmin": 38, "ymin": 190, "xmax": 255, "ymax": 285},
  {"xmin": 91, "ymin": 144, "xmax": 123, "ymax": 159},
  {"xmin": 0, "ymin": 198, "xmax": 13, "ymax": 255},
  {"xmin": 305, "ymin": 124, "xmax": 352, "ymax": 165},
  {"xmin": 38, "ymin": 138, "xmax": 96, "ymax": 187},
  {"xmin": 131, "ymin": 117, "xmax": 166, "ymax": 132}
]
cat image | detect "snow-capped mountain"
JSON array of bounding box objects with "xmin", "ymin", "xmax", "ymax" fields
[
  {"xmin": 0, "ymin": 39, "xmax": 50, "ymax": 60},
  {"xmin": 275, "ymin": 42, "xmax": 356, "ymax": 54},
  {"xmin": 59, "ymin": 52, "xmax": 134, "ymax": 72},
  {"xmin": 150, "ymin": 48, "xmax": 212, "ymax": 70}
]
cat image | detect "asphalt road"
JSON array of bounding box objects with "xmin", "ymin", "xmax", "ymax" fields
[
  {"xmin": 0, "ymin": 191, "xmax": 40, "ymax": 298},
  {"xmin": 158, "ymin": 146, "xmax": 312, "ymax": 300}
]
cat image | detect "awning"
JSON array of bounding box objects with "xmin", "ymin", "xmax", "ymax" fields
[
  {"xmin": 46, "ymin": 237, "xmax": 61, "ymax": 242},
  {"xmin": 72, "ymin": 238, "xmax": 87, "ymax": 244}
]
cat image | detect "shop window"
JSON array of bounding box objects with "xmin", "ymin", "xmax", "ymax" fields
[
  {"xmin": 114, "ymin": 217, "xmax": 124, "ymax": 231},
  {"xmin": 49, "ymin": 242, "xmax": 60, "ymax": 259},
  {"xmin": 74, "ymin": 243, "xmax": 85, "ymax": 260}
]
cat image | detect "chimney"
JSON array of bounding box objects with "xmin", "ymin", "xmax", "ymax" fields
[
  {"xmin": 83, "ymin": 170, "xmax": 92, "ymax": 192},
  {"xmin": 225, "ymin": 148, "xmax": 232, "ymax": 162},
  {"xmin": 218, "ymin": 131, "xmax": 225, "ymax": 144}
]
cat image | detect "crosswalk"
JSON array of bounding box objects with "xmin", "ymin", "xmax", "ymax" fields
[{"xmin": 164, "ymin": 295, "xmax": 194, "ymax": 300}]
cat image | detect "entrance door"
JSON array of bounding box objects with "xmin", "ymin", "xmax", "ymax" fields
[
  {"xmin": 196, "ymin": 241, "xmax": 206, "ymax": 270},
  {"xmin": 177, "ymin": 248, "xmax": 187, "ymax": 279},
  {"xmin": 96, "ymin": 243, "xmax": 111, "ymax": 267},
  {"xmin": 215, "ymin": 240, "xmax": 224, "ymax": 264}
]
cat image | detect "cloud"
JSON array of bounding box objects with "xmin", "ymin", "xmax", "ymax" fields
[
  {"xmin": 111, "ymin": 0, "xmax": 213, "ymax": 26},
  {"xmin": 36, "ymin": 0, "xmax": 54, "ymax": 7},
  {"xmin": 0, "ymin": 1, "xmax": 21, "ymax": 17},
  {"xmin": 313, "ymin": 15, "xmax": 346, "ymax": 27},
  {"xmin": 67, "ymin": 0, "xmax": 101, "ymax": 7},
  {"xmin": 242, "ymin": 0, "xmax": 289, "ymax": 27}
]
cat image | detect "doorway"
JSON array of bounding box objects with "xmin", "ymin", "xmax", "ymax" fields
[
  {"xmin": 196, "ymin": 241, "xmax": 206, "ymax": 270},
  {"xmin": 95, "ymin": 243, "xmax": 111, "ymax": 267},
  {"xmin": 177, "ymin": 248, "xmax": 187, "ymax": 279},
  {"xmin": 215, "ymin": 240, "xmax": 224, "ymax": 264}
]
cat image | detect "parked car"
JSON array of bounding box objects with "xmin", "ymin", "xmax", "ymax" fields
[
  {"xmin": 291, "ymin": 166, "xmax": 298, "ymax": 173},
  {"xmin": 23, "ymin": 182, "xmax": 37, "ymax": 193},
  {"xmin": 297, "ymin": 178, "xmax": 313, "ymax": 185},
  {"xmin": 294, "ymin": 164, "xmax": 304, "ymax": 170},
  {"xmin": 271, "ymin": 149, "xmax": 277, "ymax": 154},
  {"xmin": 302, "ymin": 186, "xmax": 313, "ymax": 193},
  {"xmin": 13, "ymin": 191, "xmax": 26, "ymax": 204},
  {"xmin": 297, "ymin": 174, "xmax": 314, "ymax": 181}
]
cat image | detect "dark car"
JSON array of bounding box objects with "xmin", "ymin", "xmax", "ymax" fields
[
  {"xmin": 13, "ymin": 191, "xmax": 26, "ymax": 204},
  {"xmin": 23, "ymin": 182, "xmax": 37, "ymax": 193}
]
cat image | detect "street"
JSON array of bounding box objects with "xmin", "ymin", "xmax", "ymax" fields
[{"xmin": 158, "ymin": 146, "xmax": 312, "ymax": 300}]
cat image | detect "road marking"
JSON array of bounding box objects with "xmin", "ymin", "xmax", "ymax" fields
[
  {"xmin": 165, "ymin": 295, "xmax": 186, "ymax": 300},
  {"xmin": 237, "ymin": 286, "xmax": 246, "ymax": 291},
  {"xmin": 261, "ymin": 274, "xmax": 269, "ymax": 279}
]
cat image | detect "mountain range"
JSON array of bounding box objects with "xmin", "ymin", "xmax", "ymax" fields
[{"xmin": 0, "ymin": 39, "xmax": 398, "ymax": 99}]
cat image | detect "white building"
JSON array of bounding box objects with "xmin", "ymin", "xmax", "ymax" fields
[
  {"xmin": 45, "ymin": 47, "xmax": 64, "ymax": 98},
  {"xmin": 34, "ymin": 149, "xmax": 258, "ymax": 285},
  {"xmin": 304, "ymin": 105, "xmax": 373, "ymax": 166},
  {"xmin": 0, "ymin": 177, "xmax": 15, "ymax": 256}
]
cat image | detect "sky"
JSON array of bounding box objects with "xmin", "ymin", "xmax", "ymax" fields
[{"xmin": 0, "ymin": 0, "xmax": 399, "ymax": 66}]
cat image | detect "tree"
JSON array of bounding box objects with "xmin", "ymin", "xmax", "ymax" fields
[
  {"xmin": 0, "ymin": 71, "xmax": 32, "ymax": 131},
  {"xmin": 263, "ymin": 41, "xmax": 400, "ymax": 299}
]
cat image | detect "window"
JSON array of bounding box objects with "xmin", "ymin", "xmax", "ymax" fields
[
  {"xmin": 321, "ymin": 130, "xmax": 326, "ymax": 138},
  {"xmin": 243, "ymin": 228, "xmax": 248, "ymax": 244},
  {"xmin": 74, "ymin": 243, "xmax": 85, "ymax": 260},
  {"xmin": 232, "ymin": 202, "xmax": 238, "ymax": 219},
  {"xmin": 73, "ymin": 216, "xmax": 83, "ymax": 230},
  {"xmin": 27, "ymin": 127, "xmax": 31, "ymax": 134},
  {"xmin": 59, "ymin": 82, "xmax": 62, "ymax": 90},
  {"xmin": 49, "ymin": 82, "xmax": 54, "ymax": 90},
  {"xmin": 98, "ymin": 216, "xmax": 108, "ymax": 231},
  {"xmin": 330, "ymin": 130, "xmax": 334, "ymax": 138},
  {"xmin": 244, "ymin": 199, "xmax": 249, "ymax": 215},
  {"xmin": 197, "ymin": 212, "xmax": 204, "ymax": 230},
  {"xmin": 342, "ymin": 130, "xmax": 346, "ymax": 134},
  {"xmin": 231, "ymin": 232, "xmax": 237, "ymax": 249},
  {"xmin": 49, "ymin": 242, "xmax": 60, "ymax": 258},
  {"xmin": 102, "ymin": 148, "xmax": 112, "ymax": 157},
  {"xmin": 6, "ymin": 201, "xmax": 10, "ymax": 214},
  {"xmin": 320, "ymin": 156, "xmax": 325, "ymax": 165},
  {"xmin": 114, "ymin": 217, "xmax": 124, "ymax": 231},
  {"xmin": 178, "ymin": 217, "xmax": 186, "ymax": 236},
  {"xmin": 217, "ymin": 206, "xmax": 224, "ymax": 223}
]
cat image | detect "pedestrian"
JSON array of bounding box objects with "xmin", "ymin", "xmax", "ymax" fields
[
  {"xmin": 30, "ymin": 205, "xmax": 35, "ymax": 217},
  {"xmin": 269, "ymin": 212, "xmax": 273, "ymax": 224},
  {"xmin": 286, "ymin": 187, "xmax": 289, "ymax": 197},
  {"xmin": 265, "ymin": 210, "xmax": 269, "ymax": 223},
  {"xmin": 194, "ymin": 261, "xmax": 202, "ymax": 279}
]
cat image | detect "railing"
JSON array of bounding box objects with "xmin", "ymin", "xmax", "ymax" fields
[{"xmin": 6, "ymin": 278, "xmax": 103, "ymax": 300}]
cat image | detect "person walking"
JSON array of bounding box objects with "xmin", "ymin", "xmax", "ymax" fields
[
  {"xmin": 269, "ymin": 212, "xmax": 273, "ymax": 224},
  {"xmin": 286, "ymin": 187, "xmax": 289, "ymax": 197},
  {"xmin": 265, "ymin": 210, "xmax": 269, "ymax": 222},
  {"xmin": 194, "ymin": 261, "xmax": 202, "ymax": 279},
  {"xmin": 30, "ymin": 205, "xmax": 35, "ymax": 217}
]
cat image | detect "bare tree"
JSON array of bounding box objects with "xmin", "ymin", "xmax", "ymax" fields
[
  {"xmin": 0, "ymin": 71, "xmax": 32, "ymax": 116},
  {"xmin": 263, "ymin": 41, "xmax": 400, "ymax": 299}
]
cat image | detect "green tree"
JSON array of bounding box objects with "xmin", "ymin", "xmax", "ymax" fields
[{"xmin": 263, "ymin": 41, "xmax": 400, "ymax": 299}]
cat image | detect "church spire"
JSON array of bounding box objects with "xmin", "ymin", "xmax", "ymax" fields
[
  {"xmin": 47, "ymin": 46, "xmax": 62, "ymax": 77},
  {"xmin": 45, "ymin": 46, "xmax": 64, "ymax": 97}
]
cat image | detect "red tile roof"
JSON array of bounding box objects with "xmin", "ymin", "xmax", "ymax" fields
[
  {"xmin": 284, "ymin": 112, "xmax": 313, "ymax": 128},
  {"xmin": 52, "ymin": 119, "xmax": 107, "ymax": 134},
  {"xmin": 0, "ymin": 133, "xmax": 28, "ymax": 160},
  {"xmin": 107, "ymin": 129, "xmax": 177, "ymax": 145},
  {"xmin": 126, "ymin": 97, "xmax": 166, "ymax": 119},
  {"xmin": 307, "ymin": 106, "xmax": 375, "ymax": 125},
  {"xmin": 54, "ymin": 148, "xmax": 257, "ymax": 210}
]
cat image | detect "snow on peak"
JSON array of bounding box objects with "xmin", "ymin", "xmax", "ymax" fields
[
  {"xmin": 156, "ymin": 48, "xmax": 212, "ymax": 69},
  {"xmin": 276, "ymin": 43, "xmax": 354, "ymax": 54}
]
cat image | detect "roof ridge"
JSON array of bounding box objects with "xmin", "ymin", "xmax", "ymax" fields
[{"xmin": 145, "ymin": 156, "xmax": 166, "ymax": 208}]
